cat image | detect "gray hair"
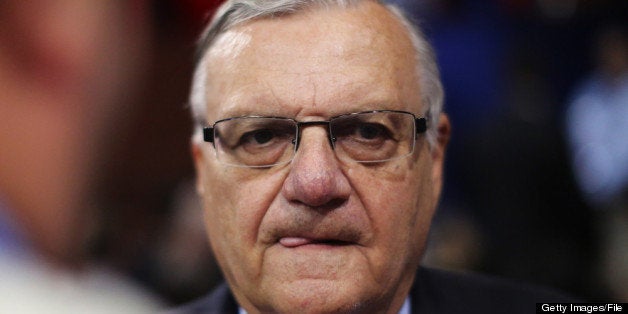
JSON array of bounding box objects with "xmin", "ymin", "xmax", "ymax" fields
[{"xmin": 189, "ymin": 0, "xmax": 444, "ymax": 147}]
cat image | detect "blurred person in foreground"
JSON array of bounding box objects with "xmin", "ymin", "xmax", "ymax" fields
[
  {"xmin": 172, "ymin": 1, "xmax": 574, "ymax": 313},
  {"xmin": 0, "ymin": 1, "xmax": 161, "ymax": 312}
]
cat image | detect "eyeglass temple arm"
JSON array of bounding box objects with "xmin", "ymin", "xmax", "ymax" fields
[
  {"xmin": 203, "ymin": 127, "xmax": 214, "ymax": 143},
  {"xmin": 415, "ymin": 117, "xmax": 427, "ymax": 134}
]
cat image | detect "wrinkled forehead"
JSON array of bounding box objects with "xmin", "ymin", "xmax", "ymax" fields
[{"xmin": 199, "ymin": 1, "xmax": 421, "ymax": 119}]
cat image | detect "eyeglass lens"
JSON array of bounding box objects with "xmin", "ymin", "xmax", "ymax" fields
[{"xmin": 212, "ymin": 111, "xmax": 416, "ymax": 167}]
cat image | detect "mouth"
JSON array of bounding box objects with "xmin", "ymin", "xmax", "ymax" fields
[{"xmin": 279, "ymin": 237, "xmax": 354, "ymax": 248}]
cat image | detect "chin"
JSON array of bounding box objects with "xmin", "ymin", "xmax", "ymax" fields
[{"xmin": 263, "ymin": 279, "xmax": 386, "ymax": 314}]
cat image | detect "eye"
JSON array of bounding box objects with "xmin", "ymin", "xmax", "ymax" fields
[
  {"xmin": 335, "ymin": 122, "xmax": 392, "ymax": 143},
  {"xmin": 241, "ymin": 128, "xmax": 279, "ymax": 146},
  {"xmin": 251, "ymin": 129, "xmax": 274, "ymax": 144},
  {"xmin": 356, "ymin": 123, "xmax": 387, "ymax": 140}
]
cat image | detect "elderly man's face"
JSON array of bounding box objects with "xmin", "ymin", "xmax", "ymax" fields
[{"xmin": 193, "ymin": 2, "xmax": 449, "ymax": 313}]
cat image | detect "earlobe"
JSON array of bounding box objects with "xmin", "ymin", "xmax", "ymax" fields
[
  {"xmin": 191, "ymin": 141, "xmax": 206, "ymax": 194},
  {"xmin": 436, "ymin": 113, "xmax": 451, "ymax": 156},
  {"xmin": 430, "ymin": 113, "xmax": 451, "ymax": 200}
]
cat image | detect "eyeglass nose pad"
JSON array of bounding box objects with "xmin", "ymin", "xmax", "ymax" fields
[
  {"xmin": 291, "ymin": 137, "xmax": 299, "ymax": 151},
  {"xmin": 329, "ymin": 136, "xmax": 337, "ymax": 149}
]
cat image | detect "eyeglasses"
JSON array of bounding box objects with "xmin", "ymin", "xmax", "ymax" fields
[{"xmin": 203, "ymin": 110, "xmax": 427, "ymax": 168}]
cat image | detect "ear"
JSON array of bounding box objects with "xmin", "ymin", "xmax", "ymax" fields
[
  {"xmin": 191, "ymin": 139, "xmax": 207, "ymax": 195},
  {"xmin": 430, "ymin": 113, "xmax": 451, "ymax": 202}
]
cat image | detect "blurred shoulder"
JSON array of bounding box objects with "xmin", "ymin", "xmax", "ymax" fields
[
  {"xmin": 412, "ymin": 267, "xmax": 578, "ymax": 314},
  {"xmin": 0, "ymin": 256, "xmax": 163, "ymax": 313},
  {"xmin": 165, "ymin": 283, "xmax": 237, "ymax": 314}
]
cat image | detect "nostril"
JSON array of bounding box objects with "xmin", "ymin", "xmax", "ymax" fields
[
  {"xmin": 313, "ymin": 198, "xmax": 348, "ymax": 213},
  {"xmin": 292, "ymin": 197, "xmax": 347, "ymax": 214}
]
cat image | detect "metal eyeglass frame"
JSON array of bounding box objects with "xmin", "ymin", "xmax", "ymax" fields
[{"xmin": 202, "ymin": 110, "xmax": 428, "ymax": 166}]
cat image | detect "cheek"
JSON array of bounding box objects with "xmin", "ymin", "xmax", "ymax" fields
[
  {"xmin": 200, "ymin": 165, "xmax": 287, "ymax": 278},
  {"xmin": 352, "ymin": 162, "xmax": 426, "ymax": 216},
  {"xmin": 349, "ymin": 159, "xmax": 435, "ymax": 260}
]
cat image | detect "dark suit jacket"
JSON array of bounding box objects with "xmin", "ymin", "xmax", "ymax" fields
[{"xmin": 168, "ymin": 267, "xmax": 575, "ymax": 314}]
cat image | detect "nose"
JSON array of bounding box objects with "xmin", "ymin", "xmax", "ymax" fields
[{"xmin": 281, "ymin": 126, "xmax": 351, "ymax": 208}]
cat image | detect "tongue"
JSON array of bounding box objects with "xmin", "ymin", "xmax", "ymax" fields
[{"xmin": 279, "ymin": 237, "xmax": 313, "ymax": 247}]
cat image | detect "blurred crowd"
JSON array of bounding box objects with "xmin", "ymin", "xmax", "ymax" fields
[
  {"xmin": 404, "ymin": 0, "xmax": 628, "ymax": 302},
  {"xmin": 0, "ymin": 0, "xmax": 626, "ymax": 309}
]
